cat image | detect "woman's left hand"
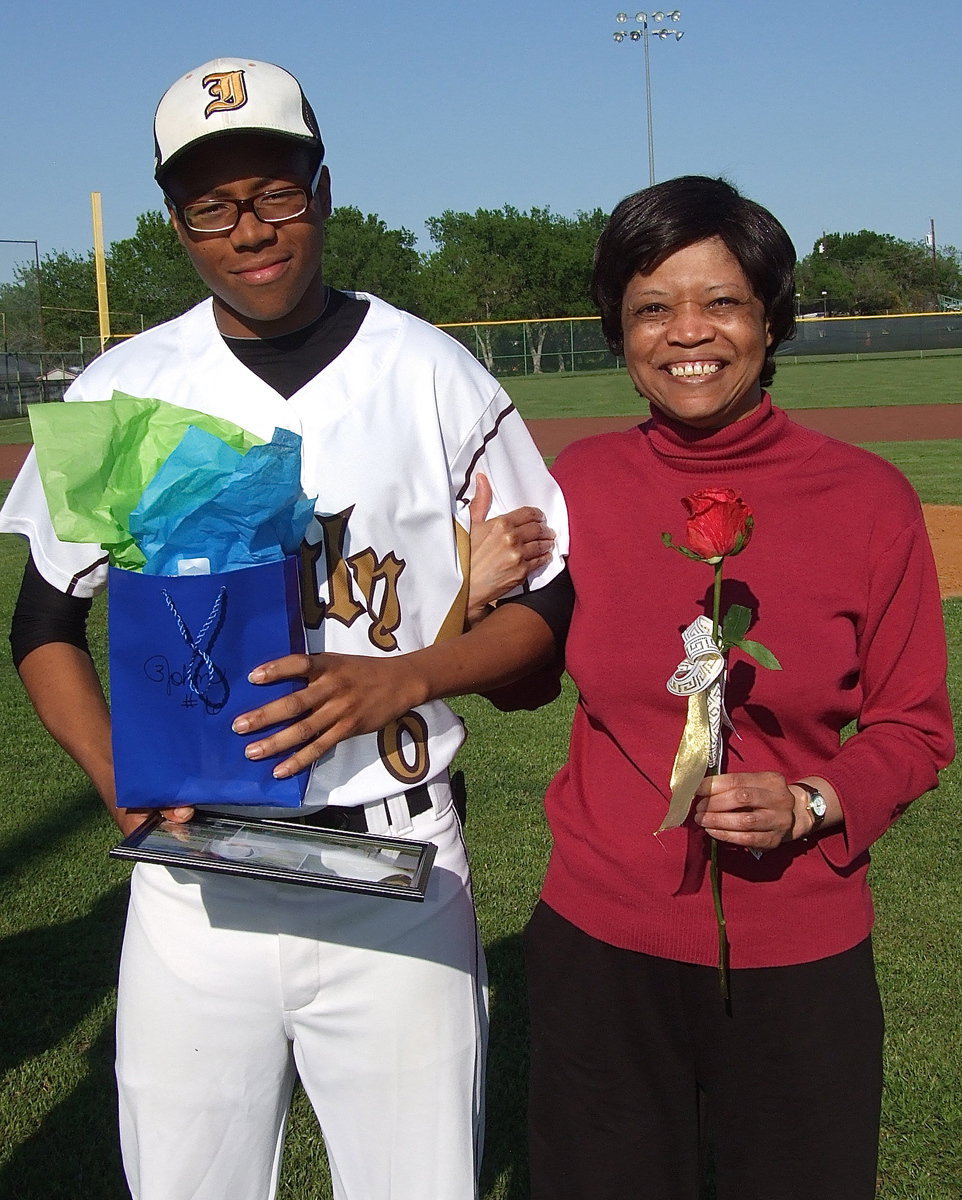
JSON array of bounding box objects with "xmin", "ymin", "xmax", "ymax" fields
[
  {"xmin": 693, "ymin": 772, "xmax": 798, "ymax": 851},
  {"xmin": 466, "ymin": 473, "xmax": 555, "ymax": 624}
]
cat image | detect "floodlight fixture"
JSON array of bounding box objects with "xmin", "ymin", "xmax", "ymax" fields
[{"xmin": 610, "ymin": 8, "xmax": 685, "ymax": 185}]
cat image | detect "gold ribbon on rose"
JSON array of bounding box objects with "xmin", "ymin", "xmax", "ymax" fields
[{"xmin": 657, "ymin": 616, "xmax": 733, "ymax": 833}]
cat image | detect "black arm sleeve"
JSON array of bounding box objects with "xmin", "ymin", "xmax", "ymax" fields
[
  {"xmin": 9, "ymin": 554, "xmax": 93, "ymax": 671},
  {"xmin": 497, "ymin": 566, "xmax": 574, "ymax": 654},
  {"xmin": 481, "ymin": 567, "xmax": 574, "ymax": 713}
]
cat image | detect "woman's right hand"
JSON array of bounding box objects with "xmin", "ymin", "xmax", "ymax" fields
[{"xmin": 693, "ymin": 771, "xmax": 839, "ymax": 851}]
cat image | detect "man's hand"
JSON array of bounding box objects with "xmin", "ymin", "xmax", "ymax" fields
[
  {"xmin": 116, "ymin": 806, "xmax": 195, "ymax": 837},
  {"xmin": 232, "ymin": 652, "xmax": 426, "ymax": 779},
  {"xmin": 467, "ymin": 473, "xmax": 555, "ymax": 624},
  {"xmin": 232, "ymin": 601, "xmax": 559, "ymax": 780}
]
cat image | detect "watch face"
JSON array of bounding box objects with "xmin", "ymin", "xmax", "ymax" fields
[{"xmin": 809, "ymin": 793, "xmax": 828, "ymax": 818}]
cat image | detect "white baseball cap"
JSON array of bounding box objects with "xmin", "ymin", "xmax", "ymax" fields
[{"xmin": 153, "ymin": 57, "xmax": 324, "ymax": 185}]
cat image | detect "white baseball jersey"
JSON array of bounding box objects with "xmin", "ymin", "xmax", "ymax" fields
[{"xmin": 1, "ymin": 293, "xmax": 568, "ymax": 812}]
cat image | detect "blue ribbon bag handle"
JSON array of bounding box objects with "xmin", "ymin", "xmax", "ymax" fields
[{"xmin": 161, "ymin": 585, "xmax": 230, "ymax": 714}]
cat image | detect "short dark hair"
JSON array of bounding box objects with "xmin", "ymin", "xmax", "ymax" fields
[{"xmin": 590, "ymin": 175, "xmax": 797, "ymax": 388}]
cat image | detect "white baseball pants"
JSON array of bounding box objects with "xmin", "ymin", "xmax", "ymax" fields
[{"xmin": 115, "ymin": 789, "xmax": 487, "ymax": 1200}]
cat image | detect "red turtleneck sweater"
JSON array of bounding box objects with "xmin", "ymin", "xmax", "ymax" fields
[{"xmin": 541, "ymin": 395, "xmax": 954, "ymax": 968}]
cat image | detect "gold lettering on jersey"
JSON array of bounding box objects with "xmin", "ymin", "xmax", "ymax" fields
[
  {"xmin": 324, "ymin": 510, "xmax": 371, "ymax": 627},
  {"xmin": 300, "ymin": 510, "xmax": 365, "ymax": 631},
  {"xmin": 299, "ymin": 509, "xmax": 424, "ymax": 784},
  {"xmin": 433, "ymin": 518, "xmax": 471, "ymax": 643},
  {"xmin": 378, "ymin": 712, "xmax": 430, "ymax": 784},
  {"xmin": 300, "ymin": 510, "xmax": 406, "ymax": 651},
  {"xmin": 299, "ymin": 538, "xmax": 326, "ymax": 629},
  {"xmin": 202, "ymin": 71, "xmax": 248, "ymax": 118},
  {"xmin": 348, "ymin": 548, "xmax": 405, "ymax": 651}
]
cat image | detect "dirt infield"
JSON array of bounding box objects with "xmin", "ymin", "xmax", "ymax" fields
[
  {"xmin": 2, "ymin": 403, "xmax": 961, "ymax": 596},
  {"xmin": 0, "ymin": 444, "xmax": 30, "ymax": 480},
  {"xmin": 922, "ymin": 506, "xmax": 962, "ymax": 598}
]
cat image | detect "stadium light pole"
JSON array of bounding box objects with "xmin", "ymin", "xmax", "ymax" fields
[
  {"xmin": 928, "ymin": 218, "xmax": 939, "ymax": 308},
  {"xmin": 0, "ymin": 238, "xmax": 45, "ymax": 350},
  {"xmin": 612, "ymin": 10, "xmax": 684, "ymax": 186}
]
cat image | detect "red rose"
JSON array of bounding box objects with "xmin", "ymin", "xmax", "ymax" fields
[{"xmin": 682, "ymin": 489, "xmax": 753, "ymax": 559}]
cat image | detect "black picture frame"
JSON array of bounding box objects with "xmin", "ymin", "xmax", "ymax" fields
[{"xmin": 110, "ymin": 809, "xmax": 437, "ymax": 901}]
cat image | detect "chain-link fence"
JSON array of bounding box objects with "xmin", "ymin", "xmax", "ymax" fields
[
  {"xmin": 438, "ymin": 311, "xmax": 962, "ymax": 377},
  {"xmin": 778, "ymin": 312, "xmax": 962, "ymax": 360},
  {"xmin": 437, "ymin": 316, "xmax": 612, "ymax": 378},
  {"xmin": 4, "ymin": 312, "xmax": 962, "ymax": 419}
]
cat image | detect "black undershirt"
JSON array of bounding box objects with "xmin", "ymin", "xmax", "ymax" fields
[{"xmin": 222, "ymin": 288, "xmax": 369, "ymax": 398}]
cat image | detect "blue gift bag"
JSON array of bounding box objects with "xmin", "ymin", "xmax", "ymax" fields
[{"xmin": 108, "ymin": 555, "xmax": 309, "ymax": 809}]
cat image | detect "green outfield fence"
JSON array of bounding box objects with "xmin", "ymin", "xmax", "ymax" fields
[
  {"xmin": 437, "ymin": 311, "xmax": 962, "ymax": 378},
  {"xmin": 0, "ymin": 351, "xmax": 81, "ymax": 417},
  {"xmin": 4, "ymin": 312, "xmax": 962, "ymax": 418}
]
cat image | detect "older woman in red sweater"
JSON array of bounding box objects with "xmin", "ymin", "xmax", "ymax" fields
[{"xmin": 510, "ymin": 177, "xmax": 954, "ymax": 1200}]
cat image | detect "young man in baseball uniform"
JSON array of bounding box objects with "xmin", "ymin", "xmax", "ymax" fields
[{"xmin": 1, "ymin": 58, "xmax": 569, "ymax": 1200}]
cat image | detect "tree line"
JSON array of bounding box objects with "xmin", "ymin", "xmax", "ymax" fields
[
  {"xmin": 795, "ymin": 229, "xmax": 962, "ymax": 316},
  {"xmin": 2, "ymin": 205, "xmax": 961, "ymax": 359},
  {"xmin": 0, "ymin": 205, "xmax": 607, "ymax": 361}
]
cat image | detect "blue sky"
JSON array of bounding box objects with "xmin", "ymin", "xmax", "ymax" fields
[{"xmin": 2, "ymin": 0, "xmax": 960, "ymax": 291}]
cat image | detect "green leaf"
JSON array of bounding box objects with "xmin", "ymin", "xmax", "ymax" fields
[
  {"xmin": 721, "ymin": 604, "xmax": 752, "ymax": 646},
  {"xmin": 737, "ymin": 638, "xmax": 783, "ymax": 671},
  {"xmin": 662, "ymin": 532, "xmax": 711, "ymax": 563}
]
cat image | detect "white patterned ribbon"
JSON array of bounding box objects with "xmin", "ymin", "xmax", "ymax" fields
[{"xmin": 657, "ymin": 616, "xmax": 733, "ymax": 833}]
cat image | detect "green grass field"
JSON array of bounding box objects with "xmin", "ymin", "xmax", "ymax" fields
[
  {"xmin": 1, "ymin": 355, "xmax": 961, "ymax": 1198},
  {"xmin": 0, "ymin": 417, "xmax": 30, "ymax": 445},
  {"xmin": 504, "ymin": 354, "xmax": 962, "ymax": 419}
]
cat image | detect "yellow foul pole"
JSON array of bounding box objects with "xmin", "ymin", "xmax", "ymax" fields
[{"xmin": 91, "ymin": 192, "xmax": 111, "ymax": 352}]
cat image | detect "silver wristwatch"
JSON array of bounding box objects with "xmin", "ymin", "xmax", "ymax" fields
[{"xmin": 795, "ymin": 781, "xmax": 827, "ymax": 835}]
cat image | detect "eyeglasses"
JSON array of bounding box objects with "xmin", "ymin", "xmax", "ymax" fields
[{"xmin": 174, "ymin": 186, "xmax": 312, "ymax": 233}]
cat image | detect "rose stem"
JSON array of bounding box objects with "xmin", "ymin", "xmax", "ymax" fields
[{"xmin": 710, "ymin": 559, "xmax": 731, "ymax": 1005}]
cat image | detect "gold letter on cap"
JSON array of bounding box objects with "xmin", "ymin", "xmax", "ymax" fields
[{"xmin": 202, "ymin": 71, "xmax": 248, "ymax": 118}]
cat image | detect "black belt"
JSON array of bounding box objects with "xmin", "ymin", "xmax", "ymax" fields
[{"xmin": 283, "ymin": 782, "xmax": 433, "ymax": 834}]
